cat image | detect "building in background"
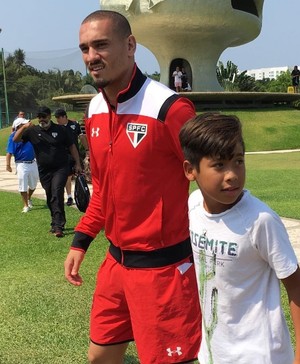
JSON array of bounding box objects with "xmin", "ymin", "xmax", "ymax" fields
[{"xmin": 246, "ymin": 66, "xmax": 293, "ymax": 80}]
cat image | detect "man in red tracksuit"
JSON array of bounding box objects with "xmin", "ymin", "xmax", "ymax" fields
[{"xmin": 64, "ymin": 10, "xmax": 201, "ymax": 364}]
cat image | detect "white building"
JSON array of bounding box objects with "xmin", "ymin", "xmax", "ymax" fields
[{"xmin": 246, "ymin": 66, "xmax": 294, "ymax": 80}]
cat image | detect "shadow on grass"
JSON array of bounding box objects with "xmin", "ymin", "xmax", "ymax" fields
[
  {"xmin": 63, "ymin": 228, "xmax": 76, "ymax": 237},
  {"xmin": 124, "ymin": 355, "xmax": 140, "ymax": 364}
]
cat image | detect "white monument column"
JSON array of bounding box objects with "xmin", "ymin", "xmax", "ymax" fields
[{"xmin": 100, "ymin": 0, "xmax": 264, "ymax": 91}]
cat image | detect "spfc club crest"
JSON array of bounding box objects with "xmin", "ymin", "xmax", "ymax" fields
[
  {"xmin": 126, "ymin": 123, "xmax": 147, "ymax": 148},
  {"xmin": 52, "ymin": 132, "xmax": 58, "ymax": 138}
]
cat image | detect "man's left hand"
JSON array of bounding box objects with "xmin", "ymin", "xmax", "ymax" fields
[{"xmin": 74, "ymin": 163, "xmax": 82, "ymax": 175}]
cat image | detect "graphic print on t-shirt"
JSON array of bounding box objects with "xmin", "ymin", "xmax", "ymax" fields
[{"xmin": 191, "ymin": 228, "xmax": 239, "ymax": 364}]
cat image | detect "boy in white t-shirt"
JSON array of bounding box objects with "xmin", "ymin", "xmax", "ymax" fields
[{"xmin": 179, "ymin": 112, "xmax": 300, "ymax": 364}]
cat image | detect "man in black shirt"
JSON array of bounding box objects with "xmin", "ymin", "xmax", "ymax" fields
[
  {"xmin": 14, "ymin": 106, "xmax": 82, "ymax": 237},
  {"xmin": 291, "ymin": 65, "xmax": 300, "ymax": 93},
  {"xmin": 54, "ymin": 108, "xmax": 83, "ymax": 207}
]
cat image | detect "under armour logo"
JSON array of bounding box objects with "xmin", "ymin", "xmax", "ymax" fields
[
  {"xmin": 52, "ymin": 132, "xmax": 58, "ymax": 138},
  {"xmin": 91, "ymin": 127, "xmax": 100, "ymax": 137},
  {"xmin": 166, "ymin": 347, "xmax": 182, "ymax": 357}
]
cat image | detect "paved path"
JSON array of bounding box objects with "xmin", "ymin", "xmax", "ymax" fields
[{"xmin": 0, "ymin": 156, "xmax": 299, "ymax": 262}]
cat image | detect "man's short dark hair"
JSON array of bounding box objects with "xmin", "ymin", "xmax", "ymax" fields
[
  {"xmin": 82, "ymin": 10, "xmax": 132, "ymax": 38},
  {"xmin": 54, "ymin": 108, "xmax": 67, "ymax": 118}
]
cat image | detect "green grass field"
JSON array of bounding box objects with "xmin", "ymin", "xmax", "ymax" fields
[
  {"xmin": 228, "ymin": 108, "xmax": 300, "ymax": 151},
  {"xmin": 1, "ymin": 108, "xmax": 300, "ymax": 155},
  {"xmin": 0, "ymin": 192, "xmax": 140, "ymax": 364},
  {"xmin": 1, "ymin": 107, "xmax": 299, "ymax": 363}
]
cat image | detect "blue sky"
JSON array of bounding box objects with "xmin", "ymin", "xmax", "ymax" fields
[
  {"xmin": 220, "ymin": 0, "xmax": 300, "ymax": 70},
  {"xmin": 0, "ymin": 0, "xmax": 299, "ymax": 74}
]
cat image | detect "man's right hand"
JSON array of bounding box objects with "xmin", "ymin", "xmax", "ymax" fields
[
  {"xmin": 13, "ymin": 121, "xmax": 33, "ymax": 142},
  {"xmin": 23, "ymin": 121, "xmax": 34, "ymax": 129},
  {"xmin": 64, "ymin": 249, "xmax": 85, "ymax": 286}
]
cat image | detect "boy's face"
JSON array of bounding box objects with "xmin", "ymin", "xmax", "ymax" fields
[{"xmin": 184, "ymin": 143, "xmax": 245, "ymax": 214}]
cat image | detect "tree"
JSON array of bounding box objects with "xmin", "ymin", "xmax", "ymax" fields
[
  {"xmin": 62, "ymin": 69, "xmax": 83, "ymax": 93},
  {"xmin": 7, "ymin": 75, "xmax": 40, "ymax": 111},
  {"xmin": 146, "ymin": 71, "xmax": 160, "ymax": 82},
  {"xmin": 0, "ymin": 48, "xmax": 103, "ymax": 122},
  {"xmin": 217, "ymin": 61, "xmax": 257, "ymax": 91},
  {"xmin": 216, "ymin": 61, "xmax": 240, "ymax": 91},
  {"xmin": 235, "ymin": 71, "xmax": 257, "ymax": 91},
  {"xmin": 12, "ymin": 48, "xmax": 26, "ymax": 68},
  {"xmin": 5, "ymin": 49, "xmax": 35, "ymax": 77},
  {"xmin": 255, "ymin": 78, "xmax": 272, "ymax": 92},
  {"xmin": 216, "ymin": 61, "xmax": 237, "ymax": 81},
  {"xmin": 264, "ymin": 71, "xmax": 291, "ymax": 93}
]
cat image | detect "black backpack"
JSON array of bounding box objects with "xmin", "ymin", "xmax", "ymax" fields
[{"xmin": 74, "ymin": 174, "xmax": 90, "ymax": 212}]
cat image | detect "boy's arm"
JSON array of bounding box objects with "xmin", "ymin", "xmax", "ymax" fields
[
  {"xmin": 282, "ymin": 266, "xmax": 300, "ymax": 363},
  {"xmin": 6, "ymin": 153, "xmax": 12, "ymax": 172}
]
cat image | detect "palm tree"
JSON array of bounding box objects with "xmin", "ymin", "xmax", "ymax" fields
[
  {"xmin": 5, "ymin": 48, "xmax": 37, "ymax": 77},
  {"xmin": 62, "ymin": 69, "xmax": 83, "ymax": 92},
  {"xmin": 216, "ymin": 61, "xmax": 257, "ymax": 91},
  {"xmin": 13, "ymin": 48, "xmax": 26, "ymax": 68},
  {"xmin": 216, "ymin": 61, "xmax": 238, "ymax": 85}
]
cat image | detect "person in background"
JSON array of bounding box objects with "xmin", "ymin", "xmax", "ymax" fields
[
  {"xmin": 179, "ymin": 112, "xmax": 300, "ymax": 364},
  {"xmin": 181, "ymin": 67, "xmax": 192, "ymax": 91},
  {"xmin": 6, "ymin": 117, "xmax": 39, "ymax": 213},
  {"xmin": 78, "ymin": 117, "xmax": 91, "ymax": 183},
  {"xmin": 54, "ymin": 108, "xmax": 83, "ymax": 206},
  {"xmin": 181, "ymin": 67, "xmax": 188, "ymax": 90},
  {"xmin": 11, "ymin": 110, "xmax": 26, "ymax": 132},
  {"xmin": 64, "ymin": 10, "xmax": 201, "ymax": 364},
  {"xmin": 13, "ymin": 106, "xmax": 82, "ymax": 238},
  {"xmin": 172, "ymin": 65, "xmax": 183, "ymax": 92},
  {"xmin": 291, "ymin": 65, "xmax": 300, "ymax": 93}
]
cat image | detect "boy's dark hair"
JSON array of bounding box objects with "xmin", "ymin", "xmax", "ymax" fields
[{"xmin": 179, "ymin": 112, "xmax": 245, "ymax": 170}]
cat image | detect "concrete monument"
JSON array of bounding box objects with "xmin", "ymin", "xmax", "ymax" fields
[{"xmin": 100, "ymin": 0, "xmax": 264, "ymax": 91}]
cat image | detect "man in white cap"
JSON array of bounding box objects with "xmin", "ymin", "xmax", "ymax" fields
[{"xmin": 6, "ymin": 117, "xmax": 39, "ymax": 212}]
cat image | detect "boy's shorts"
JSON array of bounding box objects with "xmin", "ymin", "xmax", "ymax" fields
[
  {"xmin": 90, "ymin": 252, "xmax": 201, "ymax": 364},
  {"xmin": 16, "ymin": 161, "xmax": 39, "ymax": 192}
]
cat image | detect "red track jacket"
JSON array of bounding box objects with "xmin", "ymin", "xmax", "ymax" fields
[{"xmin": 72, "ymin": 66, "xmax": 196, "ymax": 252}]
